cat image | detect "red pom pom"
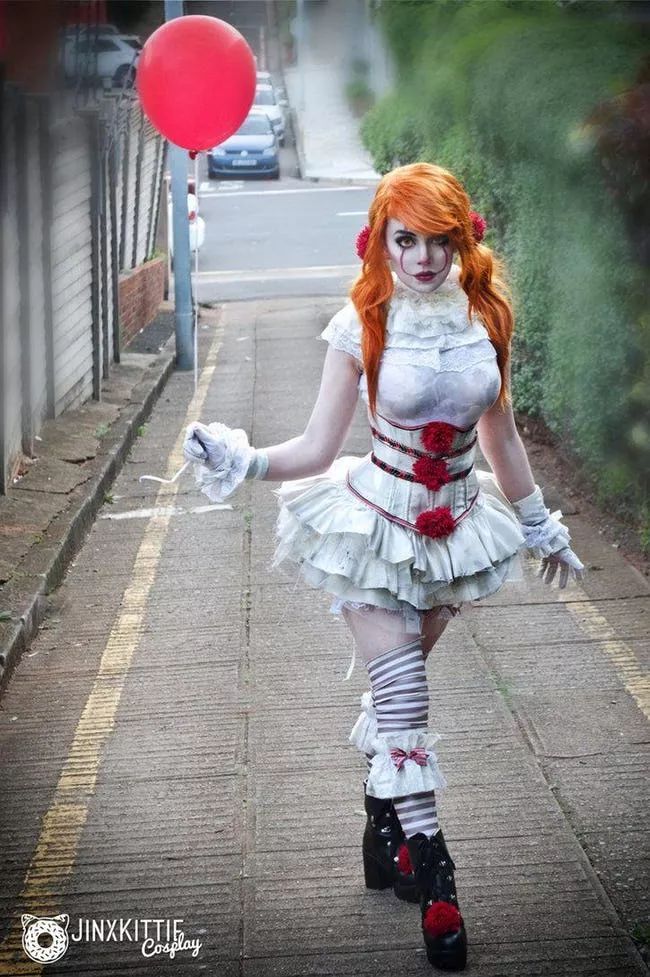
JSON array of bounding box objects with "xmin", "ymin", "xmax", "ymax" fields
[
  {"xmin": 415, "ymin": 506, "xmax": 456, "ymax": 539},
  {"xmin": 422, "ymin": 901, "xmax": 463, "ymax": 939},
  {"xmin": 396, "ymin": 843, "xmax": 413, "ymax": 875},
  {"xmin": 355, "ymin": 224, "xmax": 371, "ymax": 260},
  {"xmin": 469, "ymin": 210, "xmax": 487, "ymax": 243},
  {"xmin": 413, "ymin": 456, "xmax": 450, "ymax": 491},
  {"xmin": 421, "ymin": 422, "xmax": 455, "ymax": 454}
]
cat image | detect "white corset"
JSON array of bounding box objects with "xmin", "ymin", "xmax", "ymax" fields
[{"xmin": 319, "ymin": 269, "xmax": 502, "ymax": 429}]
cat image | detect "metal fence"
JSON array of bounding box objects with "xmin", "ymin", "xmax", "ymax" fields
[{"xmin": 0, "ymin": 83, "xmax": 166, "ymax": 493}]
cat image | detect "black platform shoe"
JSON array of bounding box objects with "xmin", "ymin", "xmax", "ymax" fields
[
  {"xmin": 361, "ymin": 782, "xmax": 418, "ymax": 903},
  {"xmin": 406, "ymin": 829, "xmax": 468, "ymax": 971}
]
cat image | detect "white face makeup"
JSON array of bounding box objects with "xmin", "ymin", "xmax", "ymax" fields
[{"xmin": 385, "ymin": 217, "xmax": 455, "ymax": 294}]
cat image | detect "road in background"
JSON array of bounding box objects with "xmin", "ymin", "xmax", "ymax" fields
[{"xmin": 192, "ymin": 95, "xmax": 376, "ymax": 302}]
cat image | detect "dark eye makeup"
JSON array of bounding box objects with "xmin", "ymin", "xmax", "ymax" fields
[{"xmin": 394, "ymin": 233, "xmax": 450, "ymax": 249}]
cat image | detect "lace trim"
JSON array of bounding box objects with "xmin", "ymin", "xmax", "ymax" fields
[
  {"xmin": 320, "ymin": 320, "xmax": 495, "ymax": 375},
  {"xmin": 378, "ymin": 339, "xmax": 496, "ymax": 373},
  {"xmin": 387, "ymin": 274, "xmax": 481, "ymax": 338},
  {"xmin": 320, "ymin": 316, "xmax": 362, "ymax": 360}
]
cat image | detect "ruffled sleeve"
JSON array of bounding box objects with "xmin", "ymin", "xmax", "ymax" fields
[{"xmin": 319, "ymin": 302, "xmax": 363, "ymax": 366}]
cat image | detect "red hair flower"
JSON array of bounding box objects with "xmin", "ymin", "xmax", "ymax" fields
[
  {"xmin": 469, "ymin": 210, "xmax": 487, "ymax": 243},
  {"xmin": 421, "ymin": 421, "xmax": 456, "ymax": 455},
  {"xmin": 412, "ymin": 456, "xmax": 450, "ymax": 492},
  {"xmin": 355, "ymin": 224, "xmax": 371, "ymax": 260},
  {"xmin": 423, "ymin": 901, "xmax": 463, "ymax": 939},
  {"xmin": 415, "ymin": 506, "xmax": 456, "ymax": 539}
]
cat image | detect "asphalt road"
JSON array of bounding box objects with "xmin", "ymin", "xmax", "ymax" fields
[{"xmin": 191, "ymin": 126, "xmax": 377, "ymax": 302}]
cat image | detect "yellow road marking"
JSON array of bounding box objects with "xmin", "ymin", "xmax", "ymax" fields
[
  {"xmin": 0, "ymin": 312, "xmax": 226, "ymax": 972},
  {"xmin": 560, "ymin": 593, "xmax": 650, "ymax": 721}
]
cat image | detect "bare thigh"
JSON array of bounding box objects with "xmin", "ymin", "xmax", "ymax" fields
[
  {"xmin": 421, "ymin": 605, "xmax": 459, "ymax": 659},
  {"xmin": 341, "ymin": 603, "xmax": 458, "ymax": 665}
]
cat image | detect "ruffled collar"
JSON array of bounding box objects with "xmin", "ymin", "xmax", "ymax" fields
[{"xmin": 386, "ymin": 267, "xmax": 478, "ymax": 341}]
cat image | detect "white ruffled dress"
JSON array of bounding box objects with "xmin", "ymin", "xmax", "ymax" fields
[
  {"xmin": 268, "ymin": 270, "xmax": 535, "ymax": 795},
  {"xmin": 270, "ymin": 271, "xmax": 528, "ymax": 631}
]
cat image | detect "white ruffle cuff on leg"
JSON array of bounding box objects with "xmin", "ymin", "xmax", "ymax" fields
[
  {"xmin": 365, "ymin": 729, "xmax": 448, "ymax": 799},
  {"xmin": 348, "ymin": 691, "xmax": 378, "ymax": 753}
]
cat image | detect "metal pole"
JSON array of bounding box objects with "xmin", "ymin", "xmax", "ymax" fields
[{"xmin": 165, "ymin": 0, "xmax": 193, "ymax": 371}]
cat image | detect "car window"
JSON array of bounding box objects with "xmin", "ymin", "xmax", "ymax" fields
[
  {"xmin": 96, "ymin": 38, "xmax": 120, "ymax": 52},
  {"xmin": 235, "ymin": 116, "xmax": 272, "ymax": 136}
]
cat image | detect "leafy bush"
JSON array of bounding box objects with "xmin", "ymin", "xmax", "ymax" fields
[{"xmin": 364, "ymin": 0, "xmax": 649, "ymax": 545}]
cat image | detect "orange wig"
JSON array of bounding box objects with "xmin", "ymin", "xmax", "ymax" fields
[{"xmin": 349, "ymin": 162, "xmax": 514, "ymax": 421}]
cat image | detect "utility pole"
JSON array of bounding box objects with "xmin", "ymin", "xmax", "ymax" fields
[{"xmin": 164, "ymin": 0, "xmax": 193, "ymax": 370}]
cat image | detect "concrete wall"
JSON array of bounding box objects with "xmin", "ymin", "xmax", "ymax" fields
[{"xmin": 0, "ymin": 85, "xmax": 167, "ymax": 492}]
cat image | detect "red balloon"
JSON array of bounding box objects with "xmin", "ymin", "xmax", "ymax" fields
[{"xmin": 136, "ymin": 15, "xmax": 257, "ymax": 152}]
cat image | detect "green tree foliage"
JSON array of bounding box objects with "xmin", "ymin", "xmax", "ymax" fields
[{"xmin": 362, "ymin": 0, "xmax": 649, "ymax": 541}]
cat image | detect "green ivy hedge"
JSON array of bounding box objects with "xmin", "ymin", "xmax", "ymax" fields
[{"xmin": 361, "ymin": 0, "xmax": 649, "ymax": 547}]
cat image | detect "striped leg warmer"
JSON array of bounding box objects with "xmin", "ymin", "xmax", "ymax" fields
[{"xmin": 364, "ymin": 638, "xmax": 441, "ymax": 838}]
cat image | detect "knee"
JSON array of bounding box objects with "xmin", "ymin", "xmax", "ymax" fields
[{"xmin": 421, "ymin": 605, "xmax": 458, "ymax": 656}]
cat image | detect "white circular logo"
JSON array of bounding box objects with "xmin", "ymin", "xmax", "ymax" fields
[{"xmin": 22, "ymin": 914, "xmax": 69, "ymax": 963}]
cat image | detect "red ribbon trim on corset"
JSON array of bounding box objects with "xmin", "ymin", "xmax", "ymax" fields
[
  {"xmin": 375, "ymin": 410, "xmax": 474, "ymax": 434},
  {"xmin": 345, "ymin": 470, "xmax": 480, "ymax": 539},
  {"xmin": 371, "ymin": 453, "xmax": 473, "ymax": 488},
  {"xmin": 369, "ymin": 425, "xmax": 478, "ymax": 461}
]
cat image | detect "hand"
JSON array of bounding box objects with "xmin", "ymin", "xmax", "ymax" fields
[
  {"xmin": 183, "ymin": 421, "xmax": 229, "ymax": 470},
  {"xmin": 537, "ymin": 545, "xmax": 585, "ymax": 589},
  {"xmin": 183, "ymin": 421, "xmax": 254, "ymax": 503}
]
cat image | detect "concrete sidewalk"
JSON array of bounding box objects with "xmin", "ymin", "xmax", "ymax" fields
[
  {"xmin": 281, "ymin": 1, "xmax": 380, "ymax": 182},
  {"xmin": 0, "ymin": 306, "xmax": 177, "ymax": 693},
  {"xmin": 0, "ymin": 295, "xmax": 648, "ymax": 974}
]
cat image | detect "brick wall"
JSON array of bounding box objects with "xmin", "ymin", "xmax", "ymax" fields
[{"xmin": 119, "ymin": 255, "xmax": 166, "ymax": 348}]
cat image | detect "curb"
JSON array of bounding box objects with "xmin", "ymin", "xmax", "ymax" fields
[
  {"xmin": 0, "ymin": 334, "xmax": 177, "ymax": 696},
  {"xmin": 288, "ymin": 105, "xmax": 306, "ymax": 180},
  {"xmin": 286, "ymin": 95, "xmax": 378, "ymax": 187}
]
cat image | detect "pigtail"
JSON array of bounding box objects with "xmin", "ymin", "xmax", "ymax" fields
[
  {"xmin": 458, "ymin": 243, "xmax": 514, "ymax": 411},
  {"xmin": 350, "ymin": 218, "xmax": 394, "ymax": 422}
]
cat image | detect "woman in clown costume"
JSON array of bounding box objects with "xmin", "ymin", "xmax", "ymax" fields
[{"xmin": 183, "ymin": 162, "xmax": 585, "ymax": 971}]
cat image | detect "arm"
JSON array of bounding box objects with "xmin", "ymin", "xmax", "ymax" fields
[
  {"xmin": 476, "ymin": 360, "xmax": 535, "ymax": 504},
  {"xmin": 477, "ymin": 361, "xmax": 585, "ymax": 583},
  {"xmin": 260, "ymin": 344, "xmax": 361, "ymax": 481}
]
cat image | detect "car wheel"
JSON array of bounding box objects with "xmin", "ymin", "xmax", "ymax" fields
[
  {"xmin": 270, "ymin": 169, "xmax": 280, "ymax": 180},
  {"xmin": 113, "ymin": 64, "xmax": 135, "ymax": 89}
]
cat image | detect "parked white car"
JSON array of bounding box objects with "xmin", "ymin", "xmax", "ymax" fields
[
  {"xmin": 256, "ymin": 72, "xmax": 289, "ymax": 107},
  {"xmin": 61, "ymin": 27, "xmax": 141, "ymax": 88},
  {"xmin": 252, "ymin": 84, "xmax": 286, "ymax": 145},
  {"xmin": 168, "ymin": 192, "xmax": 205, "ymax": 261}
]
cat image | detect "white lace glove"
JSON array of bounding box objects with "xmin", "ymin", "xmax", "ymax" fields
[
  {"xmin": 511, "ymin": 484, "xmax": 585, "ymax": 588},
  {"xmin": 537, "ymin": 546, "xmax": 586, "ymax": 588},
  {"xmin": 183, "ymin": 421, "xmax": 256, "ymax": 503}
]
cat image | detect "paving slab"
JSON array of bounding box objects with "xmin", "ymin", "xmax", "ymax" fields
[{"xmin": 0, "ymin": 297, "xmax": 647, "ymax": 975}]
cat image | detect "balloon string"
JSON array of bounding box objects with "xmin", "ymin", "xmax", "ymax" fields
[
  {"xmin": 139, "ymin": 153, "xmax": 200, "ymax": 488},
  {"xmin": 139, "ymin": 460, "xmax": 191, "ymax": 485}
]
